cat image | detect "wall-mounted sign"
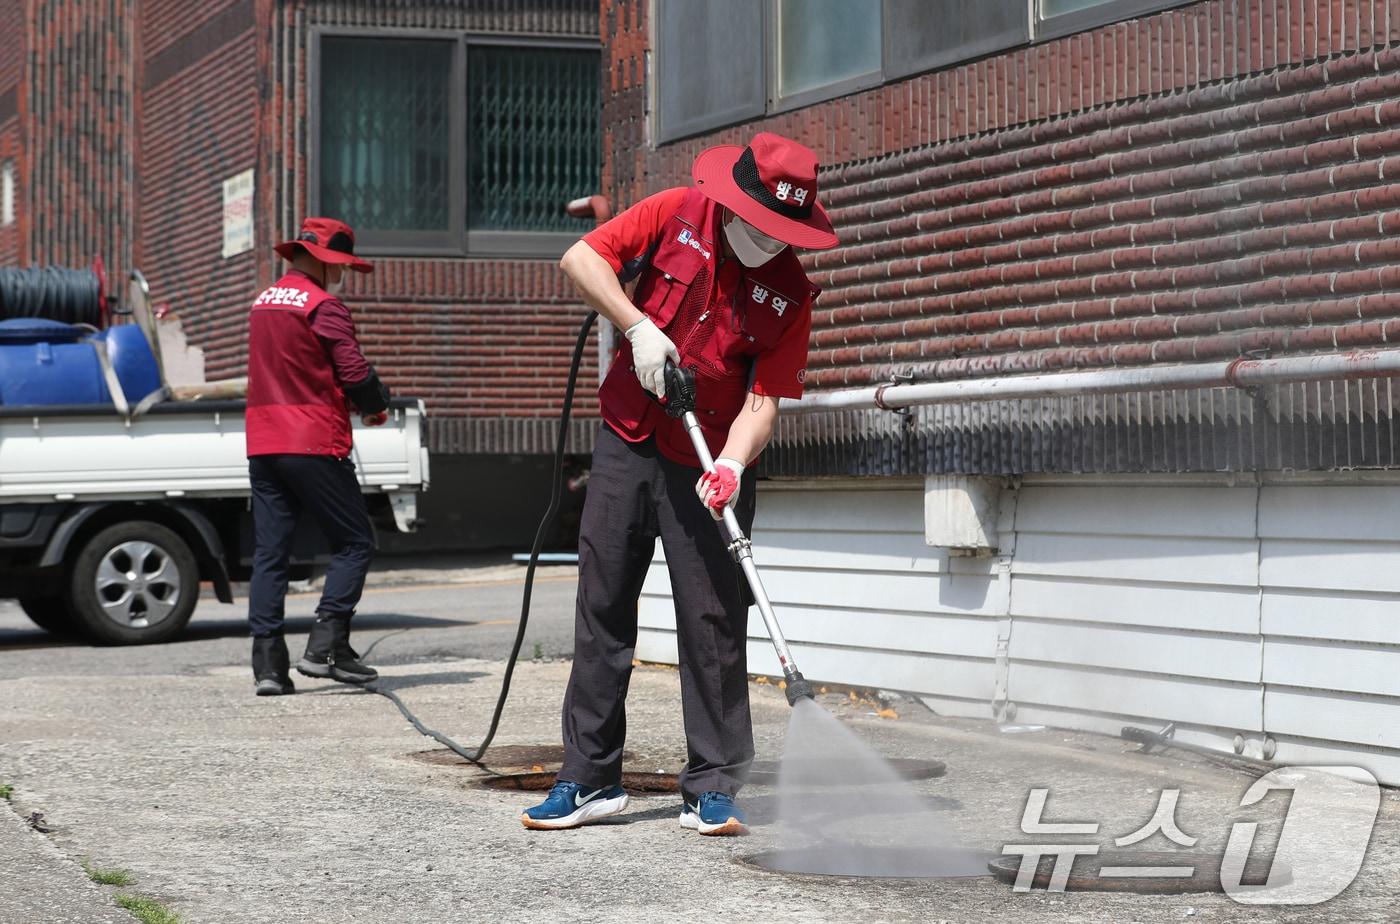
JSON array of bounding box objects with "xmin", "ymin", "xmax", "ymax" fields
[{"xmin": 222, "ymin": 168, "xmax": 254, "ymax": 258}]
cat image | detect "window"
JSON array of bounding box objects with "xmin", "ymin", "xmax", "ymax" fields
[
  {"xmin": 655, "ymin": 0, "xmax": 1195, "ymax": 143},
  {"xmin": 466, "ymin": 45, "xmax": 603, "ymax": 241},
  {"xmin": 1, "ymin": 161, "xmax": 13, "ymax": 227},
  {"xmin": 313, "ymin": 32, "xmax": 601, "ymax": 257},
  {"xmin": 319, "ymin": 37, "xmax": 457, "ymax": 248},
  {"xmin": 1036, "ymin": 0, "xmax": 1195, "ymax": 41},
  {"xmin": 655, "ymin": 0, "xmax": 1029, "ymax": 142},
  {"xmin": 775, "ymin": 0, "xmax": 882, "ymax": 109}
]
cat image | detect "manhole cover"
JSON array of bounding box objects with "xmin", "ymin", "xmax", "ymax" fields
[
  {"xmin": 475, "ymin": 771, "xmax": 679, "ymax": 793},
  {"xmin": 986, "ymin": 850, "xmax": 1291, "ymax": 893},
  {"xmin": 745, "ymin": 757, "xmax": 946, "ymax": 786},
  {"xmin": 741, "ymin": 847, "xmax": 992, "ymax": 879}
]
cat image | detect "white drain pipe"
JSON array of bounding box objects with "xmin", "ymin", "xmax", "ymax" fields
[{"xmin": 782, "ymin": 349, "xmax": 1400, "ymax": 415}]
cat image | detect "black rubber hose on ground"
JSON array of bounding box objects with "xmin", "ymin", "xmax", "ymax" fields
[{"xmin": 364, "ymin": 310, "xmax": 599, "ymax": 765}]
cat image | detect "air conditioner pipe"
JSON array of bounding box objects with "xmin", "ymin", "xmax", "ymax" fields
[{"xmin": 782, "ymin": 349, "xmax": 1400, "ymax": 415}]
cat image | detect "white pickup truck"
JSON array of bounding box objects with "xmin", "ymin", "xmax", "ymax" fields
[{"xmin": 0, "ymin": 399, "xmax": 428, "ymax": 644}]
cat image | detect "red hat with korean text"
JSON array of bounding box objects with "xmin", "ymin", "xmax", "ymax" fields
[{"xmin": 691, "ymin": 132, "xmax": 838, "ymax": 250}]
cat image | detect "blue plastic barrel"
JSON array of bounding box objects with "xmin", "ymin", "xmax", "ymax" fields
[{"xmin": 0, "ymin": 320, "xmax": 162, "ymax": 407}]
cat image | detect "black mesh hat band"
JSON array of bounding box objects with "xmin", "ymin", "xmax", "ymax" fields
[
  {"xmin": 297, "ymin": 230, "xmax": 356, "ymax": 254},
  {"xmin": 325, "ymin": 231, "xmax": 355, "ymax": 254},
  {"xmin": 731, "ymin": 148, "xmax": 814, "ymax": 220}
]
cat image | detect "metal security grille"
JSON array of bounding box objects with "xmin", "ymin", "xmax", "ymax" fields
[
  {"xmin": 319, "ymin": 37, "xmax": 453, "ymax": 232},
  {"xmin": 467, "ymin": 45, "xmax": 600, "ymax": 233}
]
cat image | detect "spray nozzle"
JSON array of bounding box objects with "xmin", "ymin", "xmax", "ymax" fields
[{"xmin": 784, "ymin": 671, "xmax": 816, "ymax": 705}]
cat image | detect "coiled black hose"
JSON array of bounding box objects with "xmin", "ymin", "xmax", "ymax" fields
[{"xmin": 0, "ymin": 266, "xmax": 104, "ymax": 326}]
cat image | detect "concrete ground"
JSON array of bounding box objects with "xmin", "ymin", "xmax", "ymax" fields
[{"xmin": 1, "ymin": 556, "xmax": 1395, "ymax": 923}]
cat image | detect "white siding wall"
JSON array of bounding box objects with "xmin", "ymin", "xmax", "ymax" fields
[{"xmin": 635, "ymin": 475, "xmax": 1400, "ymax": 784}]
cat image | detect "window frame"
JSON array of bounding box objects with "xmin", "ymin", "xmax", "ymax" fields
[
  {"xmin": 650, "ymin": 0, "xmax": 767, "ymax": 145},
  {"xmin": 462, "ymin": 33, "xmax": 603, "ymax": 260},
  {"xmin": 1034, "ymin": 0, "xmax": 1196, "ymax": 42},
  {"xmin": 653, "ymin": 0, "xmax": 1208, "ymax": 144},
  {"xmin": 308, "ymin": 27, "xmax": 601, "ymax": 259},
  {"xmin": 767, "ymin": 0, "xmax": 885, "ymax": 116}
]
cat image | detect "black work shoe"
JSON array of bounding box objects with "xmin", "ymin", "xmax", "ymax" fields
[
  {"xmin": 295, "ymin": 614, "xmax": 378, "ymax": 684},
  {"xmin": 251, "ymin": 635, "xmax": 295, "ymax": 696}
]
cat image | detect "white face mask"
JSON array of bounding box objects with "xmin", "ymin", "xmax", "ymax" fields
[
  {"xmin": 723, "ymin": 214, "xmax": 787, "ymax": 268},
  {"xmin": 324, "ymin": 265, "xmax": 345, "ymax": 294}
]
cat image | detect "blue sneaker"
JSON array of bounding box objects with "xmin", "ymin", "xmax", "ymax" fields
[
  {"xmin": 679, "ymin": 791, "xmax": 749, "ymax": 836},
  {"xmin": 520, "ymin": 781, "xmax": 629, "ymax": 830}
]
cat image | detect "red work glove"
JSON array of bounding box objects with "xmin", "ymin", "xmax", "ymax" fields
[
  {"xmin": 695, "ymin": 458, "xmax": 744, "ymax": 520},
  {"xmin": 361, "ymin": 411, "xmax": 388, "ymax": 427}
]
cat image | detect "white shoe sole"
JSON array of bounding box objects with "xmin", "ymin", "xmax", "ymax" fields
[
  {"xmin": 520, "ymin": 793, "xmax": 629, "ymax": 830},
  {"xmin": 679, "ymin": 811, "xmax": 749, "ymax": 837}
]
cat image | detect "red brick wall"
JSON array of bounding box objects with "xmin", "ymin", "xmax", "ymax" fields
[
  {"xmin": 21, "ymin": 0, "xmax": 136, "ymax": 283},
  {"xmin": 136, "ymin": 0, "xmax": 259, "ymax": 370},
  {"xmin": 602, "ymin": 0, "xmax": 1400, "ymax": 394},
  {"xmin": 0, "ymin": 0, "xmax": 22, "ymax": 265},
  {"xmin": 259, "ymin": 0, "xmax": 602, "ymax": 453},
  {"xmin": 2, "ymin": 0, "xmax": 602, "ymax": 454}
]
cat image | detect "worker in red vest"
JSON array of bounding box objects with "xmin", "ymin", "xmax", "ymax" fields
[
  {"xmin": 245, "ymin": 217, "xmax": 390, "ymax": 696},
  {"xmin": 523, "ymin": 133, "xmax": 838, "ymax": 835}
]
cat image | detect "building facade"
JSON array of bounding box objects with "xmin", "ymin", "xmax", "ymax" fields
[
  {"xmin": 2, "ymin": 0, "xmax": 603, "ymax": 548},
  {"xmin": 610, "ymin": 0, "xmax": 1400, "ymax": 783}
]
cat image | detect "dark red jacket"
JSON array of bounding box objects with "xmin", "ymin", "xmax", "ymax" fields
[
  {"xmin": 597, "ymin": 187, "xmax": 818, "ymax": 466},
  {"xmin": 245, "ymin": 271, "xmax": 354, "ymax": 458}
]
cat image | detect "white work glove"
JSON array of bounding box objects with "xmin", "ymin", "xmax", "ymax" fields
[
  {"xmin": 624, "ymin": 317, "xmax": 680, "ymax": 397},
  {"xmin": 696, "ymin": 458, "xmax": 745, "ymax": 520}
]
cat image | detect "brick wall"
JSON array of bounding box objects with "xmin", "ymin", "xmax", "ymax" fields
[
  {"xmin": 0, "ymin": 0, "xmax": 22, "ymax": 265},
  {"xmin": 21, "ymin": 0, "xmax": 136, "ymax": 284},
  {"xmin": 136, "ymin": 0, "xmax": 260, "ymax": 367},
  {"xmin": 254, "ymin": 0, "xmax": 602, "ymax": 454},
  {"xmin": 602, "ymin": 0, "xmax": 1400, "ymax": 474},
  {"xmin": 9, "ymin": 0, "xmax": 602, "ymax": 456}
]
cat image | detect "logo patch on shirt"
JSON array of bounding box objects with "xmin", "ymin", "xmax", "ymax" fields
[
  {"xmin": 254, "ymin": 286, "xmax": 309, "ymax": 309},
  {"xmin": 796, "ymin": 368, "xmax": 806, "ymax": 384},
  {"xmin": 676, "ymin": 228, "xmax": 712, "ymax": 261}
]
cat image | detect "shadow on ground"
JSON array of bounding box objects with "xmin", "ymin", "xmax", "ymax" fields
[{"xmin": 0, "ymin": 612, "xmax": 474, "ymax": 651}]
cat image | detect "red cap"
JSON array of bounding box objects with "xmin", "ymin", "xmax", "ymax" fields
[
  {"xmin": 691, "ymin": 132, "xmax": 838, "ymax": 250},
  {"xmin": 273, "ymin": 217, "xmax": 373, "ymax": 273}
]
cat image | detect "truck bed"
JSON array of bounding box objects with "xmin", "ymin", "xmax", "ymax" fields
[{"xmin": 0, "ymin": 398, "xmax": 429, "ymax": 505}]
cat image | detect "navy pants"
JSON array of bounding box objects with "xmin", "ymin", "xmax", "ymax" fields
[
  {"xmin": 247, "ymin": 454, "xmax": 375, "ymax": 638},
  {"xmin": 560, "ymin": 426, "xmax": 757, "ymax": 802}
]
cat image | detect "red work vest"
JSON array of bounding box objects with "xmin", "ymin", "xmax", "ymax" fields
[
  {"xmin": 598, "ymin": 188, "xmax": 817, "ymax": 466},
  {"xmin": 245, "ymin": 271, "xmax": 353, "ymax": 458}
]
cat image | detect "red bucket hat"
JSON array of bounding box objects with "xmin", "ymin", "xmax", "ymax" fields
[
  {"xmin": 273, "ymin": 217, "xmax": 373, "ymax": 273},
  {"xmin": 691, "ymin": 132, "xmax": 838, "ymax": 250}
]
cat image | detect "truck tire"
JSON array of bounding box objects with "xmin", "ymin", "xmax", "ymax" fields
[
  {"xmin": 67, "ymin": 521, "xmax": 199, "ymax": 645},
  {"xmin": 18, "ymin": 596, "xmax": 79, "ymax": 636}
]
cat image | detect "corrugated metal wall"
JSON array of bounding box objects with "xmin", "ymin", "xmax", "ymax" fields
[{"xmin": 636, "ymin": 474, "xmax": 1400, "ymax": 784}]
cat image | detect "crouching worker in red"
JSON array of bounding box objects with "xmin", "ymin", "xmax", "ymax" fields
[
  {"xmin": 522, "ymin": 133, "xmax": 838, "ymax": 834},
  {"xmin": 244, "ymin": 218, "xmax": 391, "ymax": 696}
]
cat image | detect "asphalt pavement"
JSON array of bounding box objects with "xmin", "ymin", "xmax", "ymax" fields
[{"xmin": 1, "ymin": 556, "xmax": 1396, "ymax": 923}]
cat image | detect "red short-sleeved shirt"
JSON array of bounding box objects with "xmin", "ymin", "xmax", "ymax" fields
[{"xmin": 583, "ymin": 187, "xmax": 811, "ymax": 400}]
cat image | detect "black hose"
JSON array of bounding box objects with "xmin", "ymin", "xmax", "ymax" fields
[
  {"xmin": 364, "ymin": 309, "xmax": 599, "ymax": 764},
  {"xmin": 0, "ymin": 266, "xmax": 104, "ymax": 326}
]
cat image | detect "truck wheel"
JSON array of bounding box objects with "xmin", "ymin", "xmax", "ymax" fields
[
  {"xmin": 68, "ymin": 521, "xmax": 199, "ymax": 645},
  {"xmin": 18, "ymin": 596, "xmax": 78, "ymax": 636}
]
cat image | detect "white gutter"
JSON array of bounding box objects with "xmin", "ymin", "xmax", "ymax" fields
[{"xmin": 783, "ymin": 349, "xmax": 1400, "ymax": 415}]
